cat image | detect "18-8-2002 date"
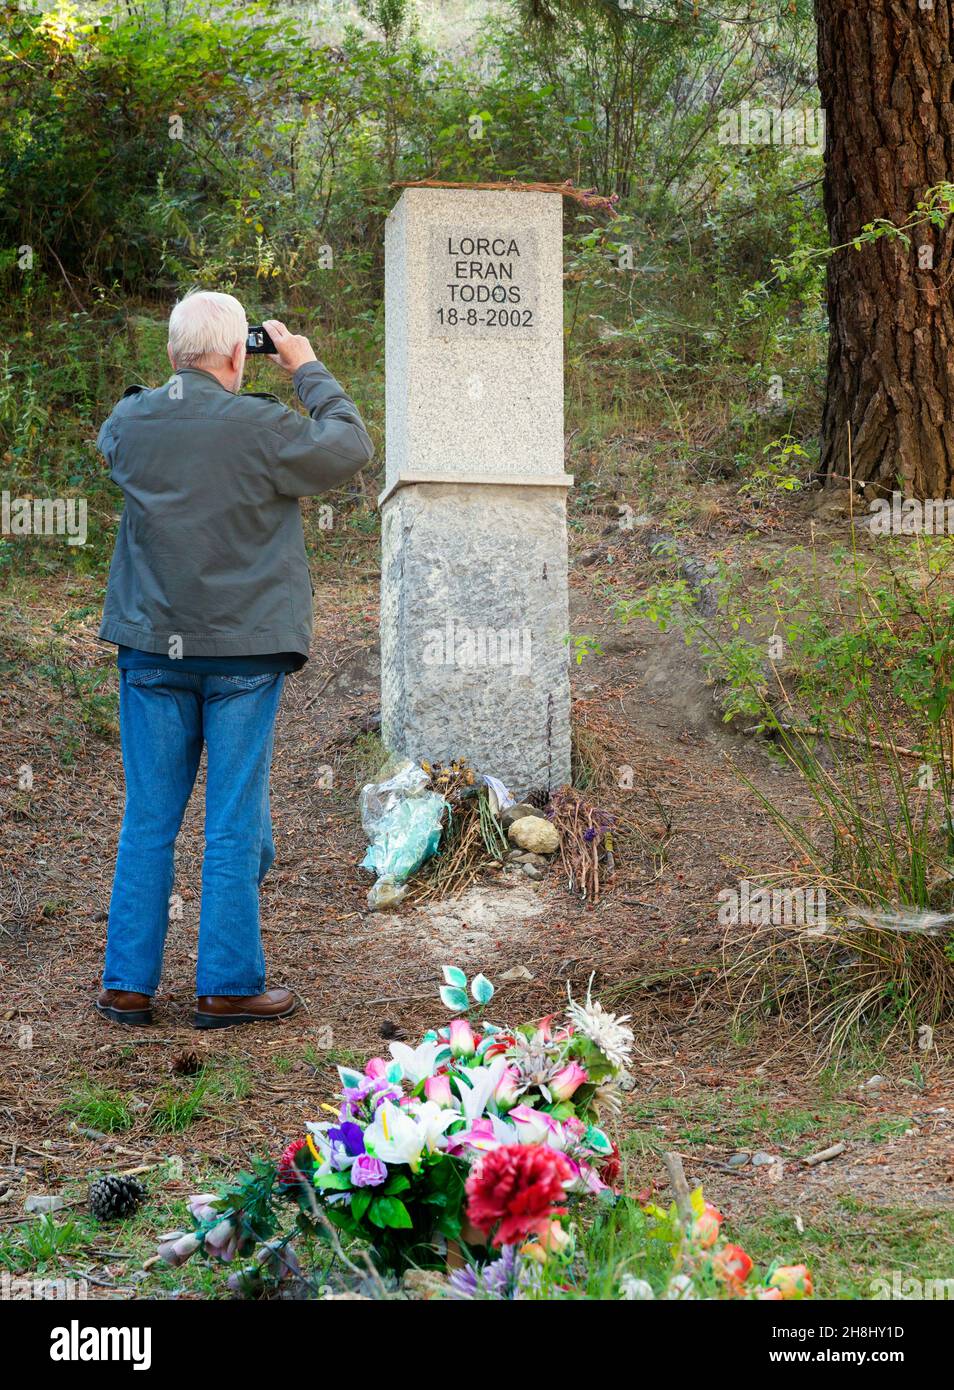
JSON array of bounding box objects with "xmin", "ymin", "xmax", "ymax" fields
[{"xmin": 435, "ymin": 306, "xmax": 534, "ymax": 328}]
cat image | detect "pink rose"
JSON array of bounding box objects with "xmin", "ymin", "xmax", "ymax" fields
[
  {"xmin": 425, "ymin": 1073, "xmax": 454, "ymax": 1106},
  {"xmin": 549, "ymin": 1062, "xmax": 587, "ymax": 1102},
  {"xmin": 449, "ymin": 1017, "xmax": 476, "ymax": 1058},
  {"xmin": 493, "ymin": 1065, "xmax": 521, "ymax": 1111}
]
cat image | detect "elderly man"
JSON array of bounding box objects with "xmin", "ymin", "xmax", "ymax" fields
[{"xmin": 95, "ymin": 291, "xmax": 373, "ymax": 1028}]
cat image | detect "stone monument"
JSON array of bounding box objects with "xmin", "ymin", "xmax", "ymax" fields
[{"xmin": 380, "ymin": 187, "xmax": 572, "ymax": 797}]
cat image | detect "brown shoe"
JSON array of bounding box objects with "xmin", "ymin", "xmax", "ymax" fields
[
  {"xmin": 96, "ymin": 989, "xmax": 154, "ymax": 1026},
  {"xmin": 193, "ymin": 989, "xmax": 296, "ymax": 1030}
]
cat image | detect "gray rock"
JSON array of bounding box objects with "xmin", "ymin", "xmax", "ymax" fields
[
  {"xmin": 521, "ymin": 863, "xmax": 543, "ymax": 880},
  {"xmin": 751, "ymin": 1151, "xmax": 776, "ymax": 1167},
  {"xmin": 727, "ymin": 1152, "xmax": 750, "ymax": 1168},
  {"xmin": 861, "ymin": 1074, "xmax": 887, "ymax": 1091},
  {"xmin": 502, "ymin": 803, "xmax": 542, "ymax": 829}
]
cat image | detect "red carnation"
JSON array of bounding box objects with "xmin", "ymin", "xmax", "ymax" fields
[
  {"xmin": 277, "ymin": 1138, "xmax": 310, "ymax": 1190},
  {"xmin": 465, "ymin": 1143, "xmax": 573, "ymax": 1247},
  {"xmin": 598, "ymin": 1141, "xmax": 621, "ymax": 1190}
]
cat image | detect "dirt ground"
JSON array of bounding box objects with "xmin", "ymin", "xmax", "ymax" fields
[{"xmin": 1, "ymin": 502, "xmax": 952, "ymax": 1295}]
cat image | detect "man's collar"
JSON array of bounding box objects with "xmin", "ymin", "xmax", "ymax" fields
[{"xmin": 173, "ymin": 366, "xmax": 236, "ymax": 393}]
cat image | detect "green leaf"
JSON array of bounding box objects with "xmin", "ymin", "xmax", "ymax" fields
[
  {"xmin": 351, "ymin": 1190, "xmax": 372, "ymax": 1222},
  {"xmin": 440, "ymin": 985, "xmax": 469, "ymax": 1011},
  {"xmin": 314, "ymin": 1170, "xmax": 352, "ymax": 1191},
  {"xmin": 442, "ymin": 965, "xmax": 467, "ymax": 989},
  {"xmin": 373, "ymin": 1196, "xmax": 413, "ymax": 1229},
  {"xmin": 584, "ymin": 1125, "xmax": 613, "ymax": 1156}
]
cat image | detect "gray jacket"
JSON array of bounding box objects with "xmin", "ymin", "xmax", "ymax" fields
[{"xmin": 97, "ymin": 362, "xmax": 373, "ymax": 658}]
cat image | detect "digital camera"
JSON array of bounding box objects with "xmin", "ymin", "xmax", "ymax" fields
[{"xmin": 246, "ymin": 325, "xmax": 277, "ymax": 355}]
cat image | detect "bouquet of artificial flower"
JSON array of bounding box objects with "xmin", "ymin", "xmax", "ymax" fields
[{"xmin": 272, "ymin": 967, "xmax": 633, "ymax": 1271}]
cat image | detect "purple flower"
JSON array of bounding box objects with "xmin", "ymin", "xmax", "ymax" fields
[
  {"xmin": 448, "ymin": 1245, "xmax": 539, "ymax": 1300},
  {"xmin": 370, "ymin": 1080, "xmax": 404, "ymax": 1109},
  {"xmin": 339, "ymin": 1078, "xmax": 404, "ymax": 1119},
  {"xmin": 327, "ymin": 1121, "xmax": 365, "ymax": 1157},
  {"xmin": 351, "ymin": 1154, "xmax": 388, "ymax": 1188}
]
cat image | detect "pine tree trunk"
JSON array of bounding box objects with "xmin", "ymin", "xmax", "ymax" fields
[{"xmin": 816, "ymin": 0, "xmax": 954, "ymax": 496}]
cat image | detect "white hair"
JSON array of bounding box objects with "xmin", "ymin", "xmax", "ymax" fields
[{"xmin": 168, "ymin": 290, "xmax": 248, "ymax": 367}]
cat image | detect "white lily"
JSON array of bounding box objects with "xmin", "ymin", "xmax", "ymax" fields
[
  {"xmin": 364, "ymin": 1100, "xmax": 457, "ymax": 1171},
  {"xmin": 388, "ymin": 1038, "xmax": 448, "ymax": 1085},
  {"xmin": 453, "ymin": 1056, "xmax": 509, "ymax": 1121}
]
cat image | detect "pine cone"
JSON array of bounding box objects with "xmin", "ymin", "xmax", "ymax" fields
[
  {"xmin": 525, "ymin": 788, "xmax": 551, "ymax": 810},
  {"xmin": 171, "ymin": 1049, "xmax": 201, "ymax": 1076},
  {"xmin": 89, "ymin": 1174, "xmax": 147, "ymax": 1222}
]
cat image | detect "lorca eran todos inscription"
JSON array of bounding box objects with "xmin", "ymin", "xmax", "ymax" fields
[{"xmin": 429, "ymin": 226, "xmax": 540, "ymax": 338}]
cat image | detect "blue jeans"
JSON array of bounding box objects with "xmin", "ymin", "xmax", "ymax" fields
[{"xmin": 103, "ymin": 668, "xmax": 285, "ymax": 997}]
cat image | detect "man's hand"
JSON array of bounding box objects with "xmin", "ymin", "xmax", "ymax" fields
[{"xmin": 263, "ymin": 319, "xmax": 318, "ymax": 374}]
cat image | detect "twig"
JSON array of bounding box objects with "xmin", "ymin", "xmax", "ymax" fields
[
  {"xmin": 660, "ymin": 1151, "xmax": 694, "ymax": 1226},
  {"xmin": 742, "ymin": 722, "xmax": 924, "ymax": 760},
  {"xmin": 39, "ymin": 238, "xmax": 87, "ymax": 313},
  {"xmin": 802, "ymin": 1141, "xmax": 846, "ymax": 1167}
]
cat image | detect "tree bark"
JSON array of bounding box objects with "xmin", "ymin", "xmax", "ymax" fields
[{"xmin": 816, "ymin": 0, "xmax": 954, "ymax": 496}]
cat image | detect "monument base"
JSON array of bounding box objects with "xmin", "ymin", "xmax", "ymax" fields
[{"xmin": 380, "ymin": 481, "xmax": 572, "ymax": 798}]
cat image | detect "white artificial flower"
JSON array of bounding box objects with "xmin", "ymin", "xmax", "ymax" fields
[
  {"xmin": 364, "ymin": 1100, "xmax": 457, "ymax": 1172},
  {"xmin": 454, "ymin": 1056, "xmax": 508, "ymax": 1121},
  {"xmin": 619, "ymin": 1275, "xmax": 655, "ymax": 1300},
  {"xmin": 388, "ymin": 1038, "xmax": 447, "ymax": 1084},
  {"xmin": 566, "ymin": 973, "xmax": 634, "ymax": 1071},
  {"xmin": 665, "ymin": 1274, "xmax": 696, "ymax": 1300}
]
